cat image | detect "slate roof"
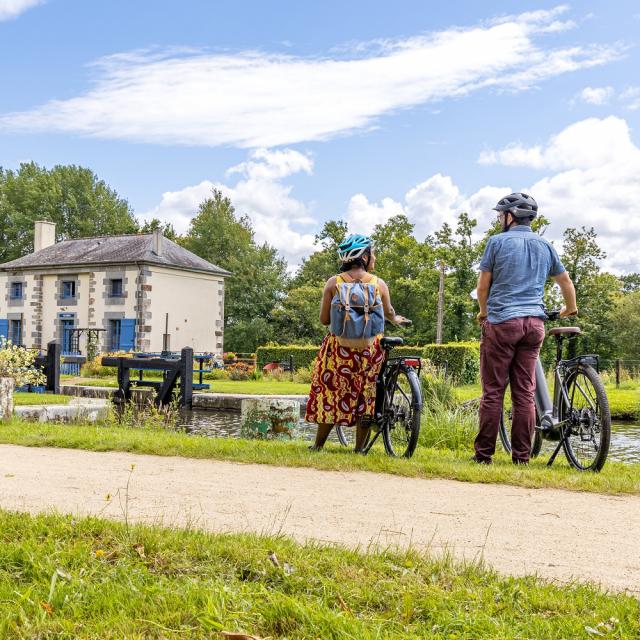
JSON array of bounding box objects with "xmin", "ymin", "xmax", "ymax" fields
[{"xmin": 0, "ymin": 234, "xmax": 231, "ymax": 276}]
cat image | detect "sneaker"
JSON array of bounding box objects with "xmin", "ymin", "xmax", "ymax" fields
[{"xmin": 469, "ymin": 455, "xmax": 492, "ymax": 465}]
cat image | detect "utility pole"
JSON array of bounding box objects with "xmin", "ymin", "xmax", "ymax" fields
[{"xmin": 436, "ymin": 260, "xmax": 445, "ymax": 344}]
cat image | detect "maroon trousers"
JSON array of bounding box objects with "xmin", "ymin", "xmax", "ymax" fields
[{"xmin": 475, "ymin": 317, "xmax": 545, "ymax": 463}]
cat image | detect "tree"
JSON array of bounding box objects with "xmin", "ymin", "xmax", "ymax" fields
[
  {"xmin": 139, "ymin": 218, "xmax": 179, "ymax": 241},
  {"xmin": 0, "ymin": 162, "xmax": 138, "ymax": 263},
  {"xmin": 181, "ymin": 189, "xmax": 288, "ymax": 352},
  {"xmin": 371, "ymin": 215, "xmax": 438, "ymax": 343},
  {"xmin": 272, "ymin": 284, "xmax": 327, "ymax": 344},
  {"xmin": 610, "ymin": 292, "xmax": 640, "ymax": 361},
  {"xmin": 431, "ymin": 213, "xmax": 483, "ymax": 342},
  {"xmin": 558, "ymin": 227, "xmax": 616, "ymax": 361},
  {"xmin": 290, "ymin": 220, "xmax": 348, "ymax": 287}
]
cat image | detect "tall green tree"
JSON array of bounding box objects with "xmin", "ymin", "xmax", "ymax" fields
[
  {"xmin": 0, "ymin": 162, "xmax": 138, "ymax": 263},
  {"xmin": 432, "ymin": 212, "xmax": 483, "ymax": 343},
  {"xmin": 371, "ymin": 215, "xmax": 438, "ymax": 343},
  {"xmin": 290, "ymin": 220, "xmax": 348, "ymax": 287},
  {"xmin": 610, "ymin": 291, "xmax": 640, "ymax": 361},
  {"xmin": 558, "ymin": 227, "xmax": 616, "ymax": 361},
  {"xmin": 181, "ymin": 189, "xmax": 288, "ymax": 352}
]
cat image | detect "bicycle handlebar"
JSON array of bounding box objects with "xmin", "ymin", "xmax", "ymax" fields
[{"xmin": 545, "ymin": 309, "xmax": 578, "ymax": 321}]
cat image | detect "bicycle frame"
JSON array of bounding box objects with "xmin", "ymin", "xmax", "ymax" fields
[
  {"xmin": 532, "ymin": 338, "xmax": 601, "ymax": 466},
  {"xmin": 360, "ymin": 351, "xmax": 421, "ymax": 454}
]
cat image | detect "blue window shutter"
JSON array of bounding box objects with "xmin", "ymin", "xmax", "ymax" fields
[
  {"xmin": 0, "ymin": 319, "xmax": 8, "ymax": 341},
  {"xmin": 119, "ymin": 319, "xmax": 136, "ymax": 351}
]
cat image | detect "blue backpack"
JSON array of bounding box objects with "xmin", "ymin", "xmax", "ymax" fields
[{"xmin": 330, "ymin": 275, "xmax": 385, "ymax": 341}]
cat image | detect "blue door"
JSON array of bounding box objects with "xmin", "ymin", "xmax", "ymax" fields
[
  {"xmin": 0, "ymin": 319, "xmax": 8, "ymax": 343},
  {"xmin": 61, "ymin": 319, "xmax": 75, "ymax": 354},
  {"xmin": 120, "ymin": 319, "xmax": 136, "ymax": 351}
]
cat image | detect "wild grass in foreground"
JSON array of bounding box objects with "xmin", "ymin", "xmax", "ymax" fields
[
  {"xmin": 1, "ymin": 418, "xmax": 639, "ymax": 495},
  {"xmin": 0, "ymin": 510, "xmax": 637, "ymax": 639}
]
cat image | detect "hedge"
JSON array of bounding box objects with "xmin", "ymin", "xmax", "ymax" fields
[
  {"xmin": 257, "ymin": 345, "xmax": 319, "ymax": 370},
  {"xmin": 257, "ymin": 341, "xmax": 481, "ymax": 384},
  {"xmin": 422, "ymin": 342, "xmax": 481, "ymax": 385}
]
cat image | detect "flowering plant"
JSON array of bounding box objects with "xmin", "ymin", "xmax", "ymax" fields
[{"xmin": 0, "ymin": 338, "xmax": 46, "ymax": 387}]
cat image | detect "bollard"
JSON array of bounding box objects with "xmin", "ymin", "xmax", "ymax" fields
[{"xmin": 0, "ymin": 377, "xmax": 15, "ymax": 420}]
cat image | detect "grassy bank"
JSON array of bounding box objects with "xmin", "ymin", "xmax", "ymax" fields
[
  {"xmin": 62, "ymin": 376, "xmax": 310, "ymax": 395},
  {"xmin": 61, "ymin": 375, "xmax": 639, "ymax": 419},
  {"xmin": 0, "ymin": 509, "xmax": 638, "ymax": 638},
  {"xmin": 14, "ymin": 392, "xmax": 71, "ymax": 406},
  {"xmin": 1, "ymin": 419, "xmax": 639, "ymax": 495},
  {"xmin": 455, "ymin": 383, "xmax": 639, "ymax": 420}
]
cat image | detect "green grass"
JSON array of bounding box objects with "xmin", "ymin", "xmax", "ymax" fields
[
  {"xmin": 2, "ymin": 418, "xmax": 639, "ymax": 495},
  {"xmin": 13, "ymin": 393, "xmax": 71, "ymax": 406},
  {"xmin": 456, "ymin": 383, "xmax": 639, "ymax": 420},
  {"xmin": 0, "ymin": 509, "xmax": 638, "ymax": 639},
  {"xmin": 62, "ymin": 377, "xmax": 311, "ymax": 395}
]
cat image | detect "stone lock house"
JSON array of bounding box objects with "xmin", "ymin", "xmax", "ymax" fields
[{"xmin": 0, "ymin": 221, "xmax": 229, "ymax": 355}]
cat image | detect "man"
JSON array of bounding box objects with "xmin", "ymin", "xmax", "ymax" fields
[{"xmin": 474, "ymin": 192, "xmax": 578, "ymax": 465}]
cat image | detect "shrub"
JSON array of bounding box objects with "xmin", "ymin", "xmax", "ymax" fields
[
  {"xmin": 0, "ymin": 338, "xmax": 46, "ymax": 387},
  {"xmin": 226, "ymin": 362, "xmax": 255, "ymax": 381},
  {"xmin": 256, "ymin": 341, "xmax": 481, "ymax": 384},
  {"xmin": 203, "ymin": 368, "xmax": 230, "ymax": 381},
  {"xmin": 292, "ymin": 365, "xmax": 314, "ymax": 384},
  {"xmin": 420, "ymin": 364, "xmax": 456, "ymax": 410},
  {"xmin": 422, "ymin": 342, "xmax": 480, "ymax": 385}
]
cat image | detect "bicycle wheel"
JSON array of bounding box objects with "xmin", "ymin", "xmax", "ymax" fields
[
  {"xmin": 382, "ymin": 365, "xmax": 422, "ymax": 458},
  {"xmin": 560, "ymin": 364, "xmax": 611, "ymax": 472},
  {"xmin": 499, "ymin": 385, "xmax": 542, "ymax": 457}
]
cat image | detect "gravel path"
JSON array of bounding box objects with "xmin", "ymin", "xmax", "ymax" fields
[{"xmin": 1, "ymin": 444, "xmax": 639, "ymax": 595}]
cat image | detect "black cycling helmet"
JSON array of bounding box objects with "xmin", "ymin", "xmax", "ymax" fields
[{"xmin": 493, "ymin": 192, "xmax": 538, "ymax": 219}]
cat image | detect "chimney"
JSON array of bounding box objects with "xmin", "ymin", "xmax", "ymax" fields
[
  {"xmin": 34, "ymin": 221, "xmax": 56, "ymax": 252},
  {"xmin": 152, "ymin": 229, "xmax": 164, "ymax": 256}
]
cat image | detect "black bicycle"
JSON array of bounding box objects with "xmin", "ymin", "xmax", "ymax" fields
[
  {"xmin": 335, "ymin": 333, "xmax": 423, "ymax": 457},
  {"xmin": 499, "ymin": 311, "xmax": 611, "ymax": 471}
]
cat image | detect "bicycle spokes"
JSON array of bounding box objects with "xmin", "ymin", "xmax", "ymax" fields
[{"xmin": 562, "ymin": 367, "xmax": 610, "ymax": 471}]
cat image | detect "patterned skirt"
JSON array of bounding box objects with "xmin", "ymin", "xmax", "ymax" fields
[{"xmin": 305, "ymin": 334, "xmax": 385, "ymax": 427}]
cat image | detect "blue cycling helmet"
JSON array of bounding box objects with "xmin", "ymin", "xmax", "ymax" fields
[{"xmin": 337, "ymin": 234, "xmax": 373, "ymax": 263}]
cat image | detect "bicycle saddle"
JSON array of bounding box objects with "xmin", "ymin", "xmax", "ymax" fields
[
  {"xmin": 380, "ymin": 336, "xmax": 404, "ymax": 349},
  {"xmin": 547, "ymin": 326, "xmax": 582, "ymax": 337}
]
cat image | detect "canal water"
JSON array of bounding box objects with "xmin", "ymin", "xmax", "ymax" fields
[{"xmin": 177, "ymin": 410, "xmax": 640, "ymax": 463}]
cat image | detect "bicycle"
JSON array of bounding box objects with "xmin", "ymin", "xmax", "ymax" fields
[
  {"xmin": 335, "ymin": 329, "xmax": 423, "ymax": 458},
  {"xmin": 499, "ymin": 310, "xmax": 611, "ymax": 471}
]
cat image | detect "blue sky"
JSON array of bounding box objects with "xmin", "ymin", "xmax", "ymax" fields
[{"xmin": 1, "ymin": 1, "xmax": 639, "ymax": 271}]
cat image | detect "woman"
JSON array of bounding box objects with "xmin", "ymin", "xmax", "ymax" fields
[{"xmin": 305, "ymin": 234, "xmax": 408, "ymax": 451}]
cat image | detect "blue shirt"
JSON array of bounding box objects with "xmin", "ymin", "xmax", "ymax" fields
[{"xmin": 479, "ymin": 226, "xmax": 565, "ymax": 324}]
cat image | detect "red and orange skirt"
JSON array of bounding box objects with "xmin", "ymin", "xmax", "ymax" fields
[{"xmin": 305, "ymin": 334, "xmax": 384, "ymax": 427}]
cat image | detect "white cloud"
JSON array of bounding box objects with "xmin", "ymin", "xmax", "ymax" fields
[
  {"xmin": 0, "ymin": 0, "xmax": 43, "ymax": 20},
  {"xmin": 477, "ymin": 116, "xmax": 640, "ymax": 272},
  {"xmin": 574, "ymin": 86, "xmax": 614, "ymax": 105},
  {"xmin": 620, "ymin": 86, "xmax": 640, "ymax": 111},
  {"xmin": 345, "ymin": 174, "xmax": 508, "ymax": 242},
  {"xmin": 147, "ymin": 118, "xmax": 640, "ymax": 274},
  {"xmin": 0, "ymin": 8, "xmax": 622, "ymax": 147},
  {"xmin": 478, "ymin": 116, "xmax": 640, "ymax": 171},
  {"xmin": 346, "ymin": 193, "xmax": 404, "ymax": 235},
  {"xmin": 142, "ymin": 148, "xmax": 316, "ymax": 267}
]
